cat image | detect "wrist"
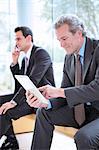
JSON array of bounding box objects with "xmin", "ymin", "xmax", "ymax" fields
[
  {"xmin": 11, "ymin": 62, "xmax": 17, "ymax": 67},
  {"xmin": 57, "ymin": 88, "xmax": 66, "ymax": 98},
  {"xmin": 10, "ymin": 100, "xmax": 17, "ymax": 106}
]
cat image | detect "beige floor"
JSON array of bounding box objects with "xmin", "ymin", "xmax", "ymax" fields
[{"xmin": 16, "ymin": 131, "xmax": 76, "ymax": 150}]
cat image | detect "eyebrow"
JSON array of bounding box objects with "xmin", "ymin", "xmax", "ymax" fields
[
  {"xmin": 58, "ymin": 35, "xmax": 68, "ymax": 40},
  {"xmin": 15, "ymin": 36, "xmax": 24, "ymax": 40}
]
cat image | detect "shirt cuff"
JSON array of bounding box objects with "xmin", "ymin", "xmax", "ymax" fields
[
  {"xmin": 10, "ymin": 100, "xmax": 17, "ymax": 106},
  {"xmin": 10, "ymin": 62, "xmax": 17, "ymax": 67},
  {"xmin": 46, "ymin": 100, "xmax": 52, "ymax": 109}
]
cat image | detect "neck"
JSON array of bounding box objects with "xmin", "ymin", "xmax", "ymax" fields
[
  {"xmin": 24, "ymin": 42, "xmax": 33, "ymax": 53},
  {"xmin": 75, "ymin": 37, "xmax": 85, "ymax": 54}
]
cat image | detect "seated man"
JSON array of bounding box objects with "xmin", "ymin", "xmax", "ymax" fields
[
  {"xmin": 0, "ymin": 26, "xmax": 55, "ymax": 149},
  {"xmin": 26, "ymin": 14, "xmax": 99, "ymax": 150}
]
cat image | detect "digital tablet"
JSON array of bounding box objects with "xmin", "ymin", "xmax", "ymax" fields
[{"xmin": 15, "ymin": 75, "xmax": 48, "ymax": 104}]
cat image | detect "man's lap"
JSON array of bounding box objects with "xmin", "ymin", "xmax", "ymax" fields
[
  {"xmin": 38, "ymin": 105, "xmax": 78, "ymax": 128},
  {"xmin": 6, "ymin": 102, "xmax": 34, "ymax": 120},
  {"xmin": 0, "ymin": 94, "xmax": 14, "ymax": 106}
]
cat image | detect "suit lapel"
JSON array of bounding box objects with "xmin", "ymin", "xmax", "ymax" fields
[
  {"xmin": 83, "ymin": 38, "xmax": 94, "ymax": 82},
  {"xmin": 26, "ymin": 45, "xmax": 37, "ymax": 75},
  {"xmin": 66, "ymin": 54, "xmax": 75, "ymax": 85}
]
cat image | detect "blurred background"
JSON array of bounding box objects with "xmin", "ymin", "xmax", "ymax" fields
[{"xmin": 0, "ymin": 0, "xmax": 99, "ymax": 94}]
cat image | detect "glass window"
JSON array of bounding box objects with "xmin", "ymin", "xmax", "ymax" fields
[
  {"xmin": 0, "ymin": 0, "xmax": 99, "ymax": 93},
  {"xmin": 0, "ymin": 0, "xmax": 17, "ymax": 94}
]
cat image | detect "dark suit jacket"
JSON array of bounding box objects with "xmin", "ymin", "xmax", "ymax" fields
[
  {"xmin": 50, "ymin": 37, "xmax": 99, "ymax": 111},
  {"xmin": 10, "ymin": 45, "xmax": 55, "ymax": 104}
]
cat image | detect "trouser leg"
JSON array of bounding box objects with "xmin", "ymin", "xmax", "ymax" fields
[
  {"xmin": 0, "ymin": 114, "xmax": 12, "ymax": 138},
  {"xmin": 31, "ymin": 105, "xmax": 78, "ymax": 150},
  {"xmin": 0, "ymin": 94, "xmax": 14, "ymax": 106},
  {"xmin": 0, "ymin": 114, "xmax": 19, "ymax": 149},
  {"xmin": 1, "ymin": 102, "xmax": 34, "ymax": 138},
  {"xmin": 0, "ymin": 94, "xmax": 14, "ymax": 137},
  {"xmin": 74, "ymin": 118, "xmax": 99, "ymax": 150}
]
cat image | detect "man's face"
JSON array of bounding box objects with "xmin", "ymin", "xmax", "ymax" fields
[
  {"xmin": 55, "ymin": 24, "xmax": 83, "ymax": 54},
  {"xmin": 15, "ymin": 31, "xmax": 27, "ymax": 51}
]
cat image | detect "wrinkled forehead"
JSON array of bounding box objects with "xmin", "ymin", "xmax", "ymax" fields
[{"xmin": 55, "ymin": 24, "xmax": 71, "ymax": 40}]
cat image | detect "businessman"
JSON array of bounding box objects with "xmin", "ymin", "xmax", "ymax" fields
[
  {"xmin": 0, "ymin": 26, "xmax": 55, "ymax": 149},
  {"xmin": 26, "ymin": 14, "xmax": 99, "ymax": 150}
]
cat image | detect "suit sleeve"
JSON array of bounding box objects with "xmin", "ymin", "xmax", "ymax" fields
[
  {"xmin": 10, "ymin": 63, "xmax": 20, "ymax": 75},
  {"xmin": 65, "ymin": 48, "xmax": 99, "ymax": 108},
  {"xmin": 10, "ymin": 63, "xmax": 22, "ymax": 93}
]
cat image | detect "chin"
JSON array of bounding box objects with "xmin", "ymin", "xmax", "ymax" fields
[{"xmin": 66, "ymin": 51, "xmax": 72, "ymax": 55}]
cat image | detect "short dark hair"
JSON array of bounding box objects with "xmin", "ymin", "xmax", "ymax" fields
[{"xmin": 14, "ymin": 26, "xmax": 33, "ymax": 42}]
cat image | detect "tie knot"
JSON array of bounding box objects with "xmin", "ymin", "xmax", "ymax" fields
[
  {"xmin": 25, "ymin": 56, "xmax": 28, "ymax": 65},
  {"xmin": 75, "ymin": 54, "xmax": 81, "ymax": 60},
  {"xmin": 25, "ymin": 56, "xmax": 28, "ymax": 61}
]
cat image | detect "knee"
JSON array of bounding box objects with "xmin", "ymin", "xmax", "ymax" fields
[
  {"xmin": 36, "ymin": 108, "xmax": 46, "ymax": 119},
  {"xmin": 74, "ymin": 129, "xmax": 89, "ymax": 147},
  {"xmin": 74, "ymin": 128, "xmax": 97, "ymax": 150}
]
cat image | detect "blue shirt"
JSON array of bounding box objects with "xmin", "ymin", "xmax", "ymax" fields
[{"xmin": 79, "ymin": 37, "xmax": 86, "ymax": 64}]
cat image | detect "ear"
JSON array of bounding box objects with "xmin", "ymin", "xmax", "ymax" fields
[
  {"xmin": 26, "ymin": 35, "xmax": 32, "ymax": 42},
  {"xmin": 77, "ymin": 30, "xmax": 83, "ymax": 37}
]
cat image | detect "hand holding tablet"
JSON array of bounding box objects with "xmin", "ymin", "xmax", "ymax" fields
[{"xmin": 15, "ymin": 75, "xmax": 48, "ymax": 104}]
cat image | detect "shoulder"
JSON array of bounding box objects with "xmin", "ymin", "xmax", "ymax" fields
[
  {"xmin": 33, "ymin": 45, "xmax": 49, "ymax": 55},
  {"xmin": 32, "ymin": 45, "xmax": 51, "ymax": 61},
  {"xmin": 36, "ymin": 47, "xmax": 51, "ymax": 59},
  {"xmin": 86, "ymin": 37, "xmax": 99, "ymax": 49},
  {"xmin": 92, "ymin": 39, "xmax": 99, "ymax": 49}
]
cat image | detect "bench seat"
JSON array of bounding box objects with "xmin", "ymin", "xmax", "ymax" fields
[{"xmin": 13, "ymin": 114, "xmax": 78, "ymax": 138}]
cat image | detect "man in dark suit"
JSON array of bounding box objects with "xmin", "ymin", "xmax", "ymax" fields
[
  {"xmin": 0, "ymin": 26, "xmax": 55, "ymax": 149},
  {"xmin": 26, "ymin": 15, "xmax": 99, "ymax": 150}
]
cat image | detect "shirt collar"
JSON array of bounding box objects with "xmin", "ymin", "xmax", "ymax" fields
[{"xmin": 79, "ymin": 37, "xmax": 86, "ymax": 58}]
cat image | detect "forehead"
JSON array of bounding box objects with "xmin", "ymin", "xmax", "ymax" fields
[
  {"xmin": 55, "ymin": 24, "xmax": 70, "ymax": 39},
  {"xmin": 15, "ymin": 31, "xmax": 23, "ymax": 37}
]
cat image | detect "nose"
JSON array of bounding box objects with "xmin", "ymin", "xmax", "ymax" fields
[
  {"xmin": 60, "ymin": 41, "xmax": 65, "ymax": 48},
  {"xmin": 16, "ymin": 40, "xmax": 19, "ymax": 45}
]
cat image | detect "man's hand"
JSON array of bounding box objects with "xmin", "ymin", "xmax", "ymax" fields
[
  {"xmin": 26, "ymin": 91, "xmax": 48, "ymax": 108},
  {"xmin": 0, "ymin": 102, "xmax": 16, "ymax": 115},
  {"xmin": 12, "ymin": 46, "xmax": 20, "ymax": 65},
  {"xmin": 39, "ymin": 85, "xmax": 65, "ymax": 99}
]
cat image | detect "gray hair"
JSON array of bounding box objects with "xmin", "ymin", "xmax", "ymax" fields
[{"xmin": 54, "ymin": 14, "xmax": 86, "ymax": 36}]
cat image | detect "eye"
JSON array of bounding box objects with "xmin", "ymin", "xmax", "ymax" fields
[
  {"xmin": 62, "ymin": 37, "xmax": 68, "ymax": 41},
  {"xmin": 15, "ymin": 38, "xmax": 21, "ymax": 41}
]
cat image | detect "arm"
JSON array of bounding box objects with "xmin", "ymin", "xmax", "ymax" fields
[
  {"xmin": 0, "ymin": 101, "xmax": 17, "ymax": 115},
  {"xmin": 26, "ymin": 85, "xmax": 66, "ymax": 109},
  {"xmin": 29, "ymin": 48, "xmax": 55, "ymax": 87},
  {"xmin": 65, "ymin": 45, "xmax": 99, "ymax": 107},
  {"xmin": 0, "ymin": 87, "xmax": 26, "ymax": 114},
  {"xmin": 0, "ymin": 94, "xmax": 16, "ymax": 115},
  {"xmin": 10, "ymin": 47, "xmax": 20, "ymax": 75},
  {"xmin": 10, "ymin": 48, "xmax": 22, "ymax": 93}
]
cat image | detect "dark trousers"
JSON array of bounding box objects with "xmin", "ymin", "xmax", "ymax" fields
[
  {"xmin": 31, "ymin": 98, "xmax": 99, "ymax": 150},
  {"xmin": 0, "ymin": 94, "xmax": 34, "ymax": 138}
]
